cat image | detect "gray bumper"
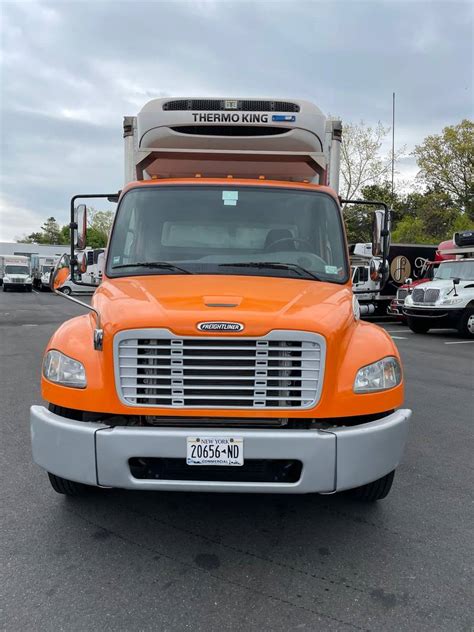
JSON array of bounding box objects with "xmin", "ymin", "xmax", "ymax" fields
[{"xmin": 30, "ymin": 406, "xmax": 411, "ymax": 494}]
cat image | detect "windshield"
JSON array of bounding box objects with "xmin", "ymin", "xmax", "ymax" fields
[
  {"xmin": 41, "ymin": 265, "xmax": 52, "ymax": 273},
  {"xmin": 107, "ymin": 186, "xmax": 348, "ymax": 283},
  {"xmin": 5, "ymin": 265, "xmax": 29, "ymax": 274},
  {"xmin": 434, "ymin": 260, "xmax": 474, "ymax": 281}
]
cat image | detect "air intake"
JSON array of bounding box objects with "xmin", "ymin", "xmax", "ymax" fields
[{"xmin": 163, "ymin": 99, "xmax": 300, "ymax": 112}]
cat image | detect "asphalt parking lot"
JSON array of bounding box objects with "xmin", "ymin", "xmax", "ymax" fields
[{"xmin": 1, "ymin": 289, "xmax": 473, "ymax": 632}]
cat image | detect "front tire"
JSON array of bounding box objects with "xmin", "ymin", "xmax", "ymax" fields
[
  {"xmin": 407, "ymin": 318, "xmax": 431, "ymax": 334},
  {"xmin": 457, "ymin": 308, "xmax": 474, "ymax": 339},
  {"xmin": 48, "ymin": 472, "xmax": 89, "ymax": 496},
  {"xmin": 60, "ymin": 286, "xmax": 72, "ymax": 296},
  {"xmin": 350, "ymin": 470, "xmax": 395, "ymax": 501}
]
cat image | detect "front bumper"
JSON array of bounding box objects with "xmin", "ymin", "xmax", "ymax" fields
[
  {"xmin": 30, "ymin": 406, "xmax": 411, "ymax": 494},
  {"xmin": 403, "ymin": 306, "xmax": 464, "ymax": 327},
  {"xmin": 387, "ymin": 300, "xmax": 405, "ymax": 317},
  {"xmin": 4, "ymin": 282, "xmax": 32, "ymax": 290}
]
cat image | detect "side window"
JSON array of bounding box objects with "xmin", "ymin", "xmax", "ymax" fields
[{"xmin": 360, "ymin": 267, "xmax": 369, "ymax": 282}]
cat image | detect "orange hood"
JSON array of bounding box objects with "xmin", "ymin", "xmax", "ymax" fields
[{"xmin": 93, "ymin": 274, "xmax": 354, "ymax": 339}]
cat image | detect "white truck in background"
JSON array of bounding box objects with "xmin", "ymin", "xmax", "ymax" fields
[
  {"xmin": 31, "ymin": 255, "xmax": 60, "ymax": 290},
  {"xmin": 0, "ymin": 255, "xmax": 32, "ymax": 292},
  {"xmin": 350, "ymin": 243, "xmax": 382, "ymax": 315}
]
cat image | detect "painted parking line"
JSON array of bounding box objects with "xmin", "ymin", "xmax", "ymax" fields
[
  {"xmin": 390, "ymin": 336, "xmax": 408, "ymax": 340},
  {"xmin": 385, "ymin": 329, "xmax": 413, "ymax": 334},
  {"xmin": 444, "ymin": 340, "xmax": 474, "ymax": 345}
]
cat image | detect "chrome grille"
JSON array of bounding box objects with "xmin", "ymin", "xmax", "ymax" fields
[
  {"xmin": 396, "ymin": 288, "xmax": 408, "ymax": 300},
  {"xmin": 411, "ymin": 288, "xmax": 440, "ymax": 304},
  {"xmin": 115, "ymin": 329, "xmax": 324, "ymax": 409},
  {"xmin": 424, "ymin": 289, "xmax": 440, "ymax": 304},
  {"xmin": 411, "ymin": 288, "xmax": 425, "ymax": 303}
]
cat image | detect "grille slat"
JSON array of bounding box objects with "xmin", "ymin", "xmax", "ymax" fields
[
  {"xmin": 411, "ymin": 288, "xmax": 440, "ymax": 304},
  {"xmin": 162, "ymin": 99, "xmax": 300, "ymax": 113},
  {"xmin": 116, "ymin": 331, "xmax": 323, "ymax": 409}
]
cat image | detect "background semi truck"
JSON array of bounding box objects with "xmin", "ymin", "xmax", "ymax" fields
[
  {"xmin": 31, "ymin": 97, "xmax": 411, "ymax": 501},
  {"xmin": 350, "ymin": 242, "xmax": 438, "ymax": 315},
  {"xmin": 0, "ymin": 254, "xmax": 32, "ymax": 291}
]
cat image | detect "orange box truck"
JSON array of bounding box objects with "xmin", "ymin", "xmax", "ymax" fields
[{"xmin": 31, "ymin": 98, "xmax": 411, "ymax": 501}]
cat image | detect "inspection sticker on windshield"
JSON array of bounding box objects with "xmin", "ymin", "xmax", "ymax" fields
[
  {"xmin": 325, "ymin": 265, "xmax": 338, "ymax": 274},
  {"xmin": 222, "ymin": 190, "xmax": 238, "ymax": 206},
  {"xmin": 187, "ymin": 436, "xmax": 244, "ymax": 466}
]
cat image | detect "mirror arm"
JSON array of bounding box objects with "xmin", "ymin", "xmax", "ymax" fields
[
  {"xmin": 340, "ymin": 199, "xmax": 391, "ymax": 284},
  {"xmin": 53, "ymin": 289, "xmax": 104, "ymax": 350},
  {"xmin": 69, "ymin": 192, "xmax": 119, "ymax": 284}
]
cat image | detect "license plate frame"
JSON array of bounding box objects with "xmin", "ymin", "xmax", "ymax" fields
[{"xmin": 186, "ymin": 436, "xmax": 244, "ymax": 466}]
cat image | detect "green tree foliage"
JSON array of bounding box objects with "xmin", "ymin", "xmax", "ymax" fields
[
  {"xmin": 340, "ymin": 122, "xmax": 405, "ymax": 203},
  {"xmin": 413, "ymin": 119, "xmax": 474, "ymax": 219},
  {"xmin": 18, "ymin": 217, "xmax": 68, "ymax": 244},
  {"xmin": 17, "ymin": 209, "xmax": 114, "ymax": 248},
  {"xmin": 86, "ymin": 209, "xmax": 114, "ymax": 248}
]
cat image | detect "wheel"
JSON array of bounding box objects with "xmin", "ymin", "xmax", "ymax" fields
[
  {"xmin": 47, "ymin": 472, "xmax": 89, "ymax": 496},
  {"xmin": 27, "ymin": 287, "xmax": 32, "ymax": 292},
  {"xmin": 457, "ymin": 308, "xmax": 474, "ymax": 339},
  {"xmin": 350, "ymin": 470, "xmax": 395, "ymax": 501},
  {"xmin": 407, "ymin": 318, "xmax": 431, "ymax": 334},
  {"xmin": 2, "ymin": 285, "xmax": 7, "ymax": 292},
  {"xmin": 61, "ymin": 286, "xmax": 72, "ymax": 295}
]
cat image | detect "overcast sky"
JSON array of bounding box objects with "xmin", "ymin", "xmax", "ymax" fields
[{"xmin": 0, "ymin": 0, "xmax": 472, "ymax": 241}]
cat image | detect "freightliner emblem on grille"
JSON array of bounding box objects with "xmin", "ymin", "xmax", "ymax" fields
[{"xmin": 197, "ymin": 322, "xmax": 244, "ymax": 332}]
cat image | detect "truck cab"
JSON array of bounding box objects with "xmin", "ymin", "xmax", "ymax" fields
[
  {"xmin": 31, "ymin": 97, "xmax": 411, "ymax": 501},
  {"xmin": 404, "ymin": 240, "xmax": 474, "ymax": 337},
  {"xmin": 1, "ymin": 255, "xmax": 32, "ymax": 292}
]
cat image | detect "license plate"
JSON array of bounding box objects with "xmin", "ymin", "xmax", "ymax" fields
[{"xmin": 186, "ymin": 437, "xmax": 243, "ymax": 466}]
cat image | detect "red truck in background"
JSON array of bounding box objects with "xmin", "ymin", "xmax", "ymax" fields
[{"xmin": 388, "ymin": 240, "xmax": 455, "ymax": 321}]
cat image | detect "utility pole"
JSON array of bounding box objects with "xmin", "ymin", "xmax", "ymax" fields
[{"xmin": 391, "ymin": 92, "xmax": 395, "ymax": 202}]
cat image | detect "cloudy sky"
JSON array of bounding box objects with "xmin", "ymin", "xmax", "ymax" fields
[{"xmin": 0, "ymin": 0, "xmax": 472, "ymax": 241}]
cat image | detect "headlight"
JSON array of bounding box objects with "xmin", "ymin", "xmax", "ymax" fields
[
  {"xmin": 26, "ymin": 276, "xmax": 32, "ymax": 283},
  {"xmin": 43, "ymin": 350, "xmax": 86, "ymax": 388},
  {"xmin": 441, "ymin": 296, "xmax": 464, "ymax": 305},
  {"xmin": 3, "ymin": 276, "xmax": 10, "ymax": 282},
  {"xmin": 354, "ymin": 356, "xmax": 402, "ymax": 393}
]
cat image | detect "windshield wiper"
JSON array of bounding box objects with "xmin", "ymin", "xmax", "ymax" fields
[
  {"xmin": 219, "ymin": 261, "xmax": 322, "ymax": 281},
  {"xmin": 112, "ymin": 261, "xmax": 193, "ymax": 274}
]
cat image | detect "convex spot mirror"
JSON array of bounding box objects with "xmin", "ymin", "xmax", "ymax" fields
[
  {"xmin": 76, "ymin": 251, "xmax": 88, "ymax": 274},
  {"xmin": 371, "ymin": 210, "xmax": 384, "ymax": 257},
  {"xmin": 50, "ymin": 253, "xmax": 70, "ymax": 291},
  {"xmin": 75, "ymin": 204, "xmax": 87, "ymax": 250},
  {"xmin": 370, "ymin": 258, "xmax": 382, "ymax": 282}
]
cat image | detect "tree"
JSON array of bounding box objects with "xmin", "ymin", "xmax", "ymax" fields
[
  {"xmin": 343, "ymin": 182, "xmax": 404, "ymax": 243},
  {"xmin": 340, "ymin": 121, "xmax": 404, "ymax": 204},
  {"xmin": 40, "ymin": 217, "xmax": 61, "ymax": 244},
  {"xmin": 413, "ymin": 119, "xmax": 474, "ymax": 219},
  {"xmin": 86, "ymin": 209, "xmax": 114, "ymax": 248}
]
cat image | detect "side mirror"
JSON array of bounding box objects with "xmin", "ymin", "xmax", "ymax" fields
[
  {"xmin": 76, "ymin": 251, "xmax": 88, "ymax": 274},
  {"xmin": 50, "ymin": 254, "xmax": 70, "ymax": 291},
  {"xmin": 370, "ymin": 258, "xmax": 382, "ymax": 282},
  {"xmin": 75, "ymin": 204, "xmax": 87, "ymax": 250},
  {"xmin": 371, "ymin": 210, "xmax": 384, "ymax": 257}
]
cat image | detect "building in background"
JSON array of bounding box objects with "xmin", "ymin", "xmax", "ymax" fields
[{"xmin": 0, "ymin": 242, "xmax": 67, "ymax": 260}]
